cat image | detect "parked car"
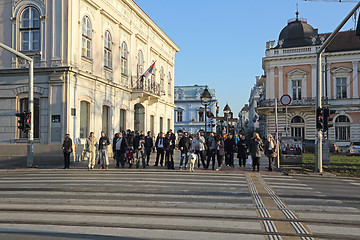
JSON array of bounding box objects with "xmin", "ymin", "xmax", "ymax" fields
[{"xmin": 346, "ymin": 142, "xmax": 360, "ymax": 155}]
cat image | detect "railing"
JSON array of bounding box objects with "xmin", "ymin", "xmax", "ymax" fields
[
  {"xmin": 257, "ymin": 97, "xmax": 328, "ymax": 107},
  {"xmin": 266, "ymin": 45, "xmax": 316, "ymax": 57},
  {"xmin": 132, "ymin": 76, "xmax": 160, "ymax": 96}
]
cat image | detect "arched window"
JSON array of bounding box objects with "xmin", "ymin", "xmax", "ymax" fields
[
  {"xmin": 168, "ymin": 72, "xmax": 172, "ymax": 96},
  {"xmin": 20, "ymin": 7, "xmax": 40, "ymax": 51},
  {"xmin": 137, "ymin": 50, "xmax": 143, "ymax": 78},
  {"xmin": 121, "ymin": 42, "xmax": 128, "ymax": 75},
  {"xmin": 160, "ymin": 67, "xmax": 165, "ymax": 93},
  {"xmin": 104, "ymin": 31, "xmax": 112, "ymax": 68},
  {"xmin": 335, "ymin": 115, "xmax": 350, "ymax": 141},
  {"xmin": 291, "ymin": 116, "xmax": 304, "ymax": 138},
  {"xmin": 81, "ymin": 17, "xmax": 91, "ymax": 58}
]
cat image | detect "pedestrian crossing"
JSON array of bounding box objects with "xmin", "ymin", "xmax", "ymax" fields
[{"xmin": 0, "ymin": 170, "xmax": 359, "ymax": 240}]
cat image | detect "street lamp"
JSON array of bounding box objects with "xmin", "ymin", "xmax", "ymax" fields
[
  {"xmin": 223, "ymin": 104, "xmax": 231, "ymax": 134},
  {"xmin": 200, "ymin": 87, "xmax": 212, "ymax": 137}
]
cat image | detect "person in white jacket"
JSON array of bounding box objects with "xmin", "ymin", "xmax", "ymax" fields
[{"xmin": 191, "ymin": 131, "xmax": 207, "ymax": 169}]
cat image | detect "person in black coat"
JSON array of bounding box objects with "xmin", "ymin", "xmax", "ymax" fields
[
  {"xmin": 154, "ymin": 132, "xmax": 165, "ymax": 166},
  {"xmin": 62, "ymin": 134, "xmax": 73, "ymax": 169},
  {"xmin": 114, "ymin": 132, "xmax": 128, "ymax": 168},
  {"xmin": 224, "ymin": 134, "xmax": 236, "ymax": 167},
  {"xmin": 144, "ymin": 131, "xmax": 153, "ymax": 166},
  {"xmin": 237, "ymin": 134, "xmax": 248, "ymax": 167},
  {"xmin": 178, "ymin": 132, "xmax": 191, "ymax": 169},
  {"xmin": 98, "ymin": 131, "xmax": 110, "ymax": 169},
  {"xmin": 164, "ymin": 132, "xmax": 175, "ymax": 169}
]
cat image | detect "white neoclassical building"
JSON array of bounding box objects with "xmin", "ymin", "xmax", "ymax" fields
[{"xmin": 0, "ymin": 0, "xmax": 179, "ymax": 148}]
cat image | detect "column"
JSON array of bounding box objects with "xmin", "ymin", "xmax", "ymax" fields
[
  {"xmin": 278, "ymin": 66, "xmax": 283, "ymax": 97},
  {"xmin": 353, "ymin": 61, "xmax": 359, "ymax": 98}
]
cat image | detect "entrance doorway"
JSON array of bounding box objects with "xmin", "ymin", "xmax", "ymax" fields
[{"xmin": 134, "ymin": 103, "xmax": 145, "ymax": 131}]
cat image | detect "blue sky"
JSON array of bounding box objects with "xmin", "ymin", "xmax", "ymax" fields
[{"xmin": 135, "ymin": 0, "xmax": 358, "ymax": 115}]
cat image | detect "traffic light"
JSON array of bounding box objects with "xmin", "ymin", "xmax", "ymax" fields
[
  {"xmin": 15, "ymin": 112, "xmax": 26, "ymax": 131},
  {"xmin": 323, "ymin": 108, "xmax": 336, "ymax": 132},
  {"xmin": 316, "ymin": 107, "xmax": 324, "ymax": 130},
  {"xmin": 24, "ymin": 111, "xmax": 31, "ymax": 131}
]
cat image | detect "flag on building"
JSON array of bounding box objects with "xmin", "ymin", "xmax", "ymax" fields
[{"xmin": 142, "ymin": 61, "xmax": 156, "ymax": 79}]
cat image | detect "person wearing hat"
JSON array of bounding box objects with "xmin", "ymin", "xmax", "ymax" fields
[
  {"xmin": 264, "ymin": 134, "xmax": 277, "ymax": 171},
  {"xmin": 98, "ymin": 131, "xmax": 110, "ymax": 169}
]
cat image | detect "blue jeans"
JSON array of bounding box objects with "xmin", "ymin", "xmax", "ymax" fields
[{"xmin": 180, "ymin": 151, "xmax": 190, "ymax": 168}]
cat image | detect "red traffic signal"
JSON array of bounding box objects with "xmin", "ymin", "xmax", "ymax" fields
[
  {"xmin": 24, "ymin": 111, "xmax": 31, "ymax": 131},
  {"xmin": 316, "ymin": 107, "xmax": 324, "ymax": 130}
]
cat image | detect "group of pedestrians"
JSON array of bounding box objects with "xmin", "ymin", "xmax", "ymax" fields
[{"xmin": 62, "ymin": 130, "xmax": 278, "ymax": 171}]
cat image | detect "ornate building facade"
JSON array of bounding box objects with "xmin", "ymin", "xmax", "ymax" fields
[
  {"xmin": 257, "ymin": 15, "xmax": 360, "ymax": 147},
  {"xmin": 0, "ymin": 0, "xmax": 179, "ymax": 147},
  {"xmin": 174, "ymin": 85, "xmax": 218, "ymax": 134}
]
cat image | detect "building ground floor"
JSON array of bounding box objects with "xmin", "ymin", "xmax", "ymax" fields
[
  {"xmin": 0, "ymin": 67, "xmax": 174, "ymax": 147},
  {"xmin": 257, "ymin": 100, "xmax": 360, "ymax": 147}
]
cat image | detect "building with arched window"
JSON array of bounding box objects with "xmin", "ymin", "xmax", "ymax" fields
[
  {"xmin": 256, "ymin": 13, "xmax": 360, "ymax": 146},
  {"xmin": 0, "ymin": 0, "xmax": 179, "ymax": 158}
]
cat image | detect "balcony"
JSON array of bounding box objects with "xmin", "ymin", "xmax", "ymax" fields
[
  {"xmin": 131, "ymin": 76, "xmax": 161, "ymax": 103},
  {"xmin": 257, "ymin": 97, "xmax": 328, "ymax": 108},
  {"xmin": 265, "ymin": 45, "xmax": 320, "ymax": 58}
]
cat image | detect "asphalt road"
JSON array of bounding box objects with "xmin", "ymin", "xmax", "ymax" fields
[{"xmin": 0, "ymin": 153, "xmax": 359, "ymax": 240}]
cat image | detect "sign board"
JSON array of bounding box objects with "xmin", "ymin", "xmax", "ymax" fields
[
  {"xmin": 280, "ymin": 137, "xmax": 302, "ymax": 156},
  {"xmin": 280, "ymin": 94, "xmax": 292, "ymax": 106}
]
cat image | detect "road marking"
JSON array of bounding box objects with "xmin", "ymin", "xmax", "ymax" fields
[
  {"xmin": 255, "ymin": 173, "xmax": 315, "ymax": 240},
  {"xmin": 246, "ymin": 173, "xmax": 282, "ymax": 240}
]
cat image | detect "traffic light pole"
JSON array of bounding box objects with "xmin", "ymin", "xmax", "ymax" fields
[
  {"xmin": 0, "ymin": 42, "xmax": 34, "ymax": 167},
  {"xmin": 315, "ymin": 1, "xmax": 360, "ymax": 172}
]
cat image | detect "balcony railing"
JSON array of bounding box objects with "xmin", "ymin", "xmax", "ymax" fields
[
  {"xmin": 132, "ymin": 76, "xmax": 160, "ymax": 96},
  {"xmin": 258, "ymin": 97, "xmax": 328, "ymax": 108}
]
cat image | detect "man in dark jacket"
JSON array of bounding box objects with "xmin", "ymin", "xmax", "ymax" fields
[
  {"xmin": 154, "ymin": 132, "xmax": 165, "ymax": 166},
  {"xmin": 237, "ymin": 134, "xmax": 248, "ymax": 167},
  {"xmin": 98, "ymin": 131, "xmax": 110, "ymax": 169},
  {"xmin": 62, "ymin": 134, "xmax": 73, "ymax": 169},
  {"xmin": 144, "ymin": 131, "xmax": 153, "ymax": 166},
  {"xmin": 224, "ymin": 134, "xmax": 236, "ymax": 167},
  {"xmin": 164, "ymin": 132, "xmax": 175, "ymax": 169},
  {"xmin": 206, "ymin": 132, "xmax": 217, "ymax": 170},
  {"xmin": 125, "ymin": 129, "xmax": 134, "ymax": 148},
  {"xmin": 178, "ymin": 132, "xmax": 191, "ymax": 170},
  {"xmin": 114, "ymin": 132, "xmax": 128, "ymax": 168}
]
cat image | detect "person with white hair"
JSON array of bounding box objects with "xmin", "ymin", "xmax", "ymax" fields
[{"xmin": 264, "ymin": 134, "xmax": 277, "ymax": 171}]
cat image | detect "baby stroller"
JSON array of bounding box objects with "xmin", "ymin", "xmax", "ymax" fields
[{"xmin": 126, "ymin": 147, "xmax": 134, "ymax": 168}]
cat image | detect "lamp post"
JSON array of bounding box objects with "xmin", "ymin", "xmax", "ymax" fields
[
  {"xmin": 223, "ymin": 104, "xmax": 231, "ymax": 135},
  {"xmin": 200, "ymin": 87, "xmax": 212, "ymax": 138}
]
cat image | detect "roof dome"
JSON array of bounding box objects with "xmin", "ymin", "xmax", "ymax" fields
[{"xmin": 276, "ymin": 17, "xmax": 320, "ymax": 48}]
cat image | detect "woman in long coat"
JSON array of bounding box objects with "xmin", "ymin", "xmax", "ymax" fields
[
  {"xmin": 264, "ymin": 135, "xmax": 277, "ymax": 171},
  {"xmin": 250, "ymin": 133, "xmax": 263, "ymax": 172},
  {"xmin": 62, "ymin": 134, "xmax": 73, "ymax": 169}
]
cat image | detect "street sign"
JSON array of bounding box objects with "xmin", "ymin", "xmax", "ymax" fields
[{"xmin": 280, "ymin": 94, "xmax": 292, "ymax": 106}]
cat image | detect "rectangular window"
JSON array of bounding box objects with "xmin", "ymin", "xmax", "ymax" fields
[
  {"xmin": 150, "ymin": 115, "xmax": 154, "ymax": 134},
  {"xmin": 167, "ymin": 118, "xmax": 171, "ymax": 132},
  {"xmin": 198, "ymin": 111, "xmax": 204, "ymax": 122},
  {"xmin": 177, "ymin": 111, "xmax": 183, "ymax": 122},
  {"xmin": 102, "ymin": 106, "xmax": 110, "ymax": 136},
  {"xmin": 336, "ymin": 78, "xmax": 347, "ymax": 99},
  {"xmin": 160, "ymin": 117, "xmax": 163, "ymax": 133},
  {"xmin": 292, "ymin": 80, "xmax": 302, "ymax": 100},
  {"xmin": 80, "ymin": 101, "xmax": 90, "ymax": 138},
  {"xmin": 120, "ymin": 109, "xmax": 126, "ymax": 131}
]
